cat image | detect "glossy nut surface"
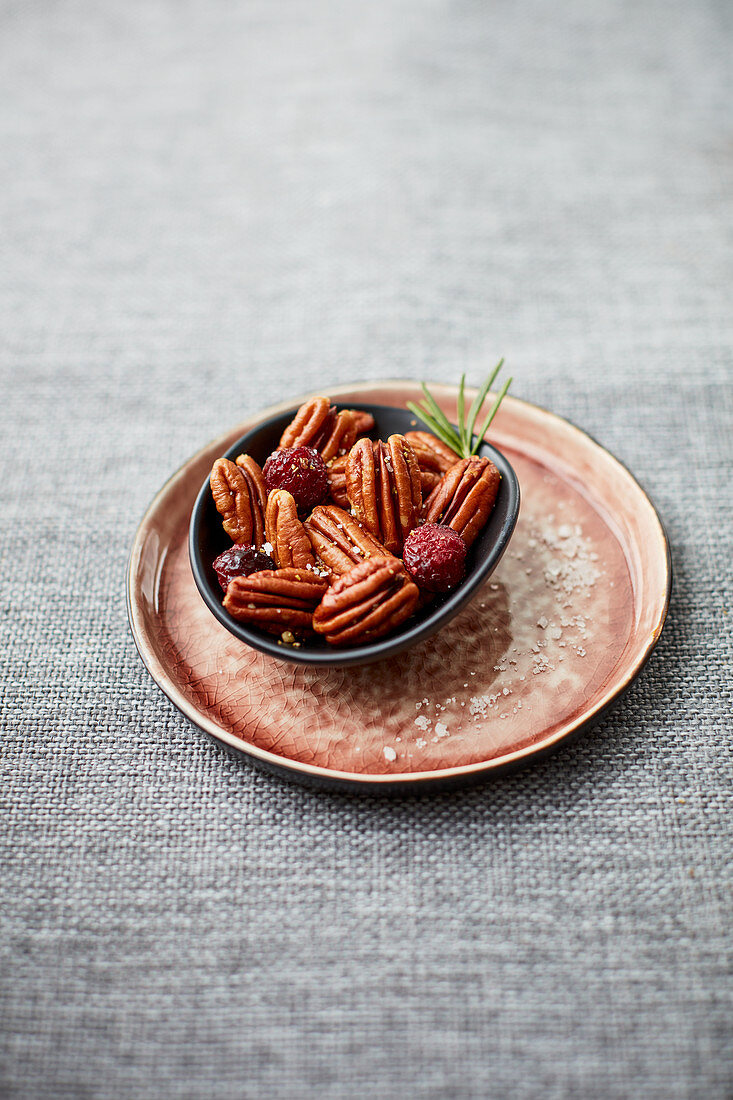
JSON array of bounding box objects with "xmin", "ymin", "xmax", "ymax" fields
[
  {"xmin": 421, "ymin": 456, "xmax": 501, "ymax": 547},
  {"xmin": 345, "ymin": 434, "xmax": 422, "ymax": 554},
  {"xmin": 404, "ymin": 430, "xmax": 461, "ymax": 499},
  {"xmin": 264, "ymin": 489, "xmax": 315, "ymax": 569},
  {"xmin": 304, "ymin": 504, "xmax": 393, "ymax": 577},
  {"xmin": 313, "ymin": 557, "xmax": 419, "ymax": 646},
  {"xmin": 210, "ymin": 457, "xmax": 266, "ymax": 546},
  {"xmin": 326, "ymin": 454, "xmax": 350, "ymax": 508},
  {"xmin": 223, "ymin": 567, "xmax": 328, "ymax": 635}
]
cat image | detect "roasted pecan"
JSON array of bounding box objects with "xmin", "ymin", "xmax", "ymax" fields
[
  {"xmin": 278, "ymin": 396, "xmax": 334, "ymax": 451},
  {"xmin": 421, "ymin": 456, "xmax": 501, "ymax": 547},
  {"xmin": 345, "ymin": 435, "xmax": 422, "ymax": 554},
  {"xmin": 234, "ymin": 453, "xmax": 267, "ymax": 547},
  {"xmin": 313, "ymin": 557, "xmax": 419, "ymax": 646},
  {"xmin": 405, "ymin": 431, "xmax": 460, "ymax": 474},
  {"xmin": 404, "ymin": 430, "xmax": 460, "ymax": 497},
  {"xmin": 278, "ymin": 398, "xmax": 374, "ymax": 461},
  {"xmin": 349, "ymin": 409, "xmax": 376, "ymax": 438},
  {"xmin": 418, "ymin": 468, "xmax": 442, "ymax": 496},
  {"xmin": 223, "ymin": 568, "xmax": 328, "ymax": 635},
  {"xmin": 265, "ymin": 489, "xmax": 316, "ymax": 570},
  {"xmin": 210, "ymin": 457, "xmax": 266, "ymax": 546},
  {"xmin": 304, "ymin": 505, "xmax": 394, "ymax": 577},
  {"xmin": 326, "ymin": 454, "xmax": 350, "ymax": 508},
  {"xmin": 318, "ymin": 409, "xmax": 359, "ymax": 463}
]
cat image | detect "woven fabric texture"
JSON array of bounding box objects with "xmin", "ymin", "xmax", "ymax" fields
[{"xmin": 1, "ymin": 1, "xmax": 731, "ymax": 1097}]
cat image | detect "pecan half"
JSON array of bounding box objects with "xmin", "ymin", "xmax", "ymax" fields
[
  {"xmin": 304, "ymin": 505, "xmax": 394, "ymax": 577},
  {"xmin": 265, "ymin": 489, "xmax": 316, "ymax": 570},
  {"xmin": 223, "ymin": 568, "xmax": 328, "ymax": 635},
  {"xmin": 418, "ymin": 469, "xmax": 442, "ymax": 496},
  {"xmin": 326, "ymin": 454, "xmax": 350, "ymax": 508},
  {"xmin": 405, "ymin": 431, "xmax": 460, "ymax": 474},
  {"xmin": 234, "ymin": 454, "xmax": 267, "ymax": 547},
  {"xmin": 349, "ymin": 409, "xmax": 376, "ymax": 437},
  {"xmin": 345, "ymin": 435, "xmax": 422, "ymax": 554},
  {"xmin": 404, "ymin": 430, "xmax": 460, "ymax": 497},
  {"xmin": 313, "ymin": 557, "xmax": 419, "ymax": 646},
  {"xmin": 319, "ymin": 409, "xmax": 360, "ymax": 463},
  {"xmin": 210, "ymin": 457, "xmax": 266, "ymax": 546},
  {"xmin": 278, "ymin": 396, "xmax": 334, "ymax": 450},
  {"xmin": 278, "ymin": 398, "xmax": 375, "ymax": 461},
  {"xmin": 421, "ymin": 456, "xmax": 501, "ymax": 547}
]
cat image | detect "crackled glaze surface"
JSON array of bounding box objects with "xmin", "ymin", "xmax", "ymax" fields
[{"xmin": 128, "ymin": 384, "xmax": 670, "ymax": 784}]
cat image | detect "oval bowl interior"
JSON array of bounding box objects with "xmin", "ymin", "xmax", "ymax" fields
[{"xmin": 189, "ymin": 403, "xmax": 520, "ymax": 667}]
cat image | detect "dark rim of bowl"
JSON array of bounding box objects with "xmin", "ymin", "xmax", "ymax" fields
[{"xmin": 188, "ymin": 404, "xmax": 520, "ymax": 667}]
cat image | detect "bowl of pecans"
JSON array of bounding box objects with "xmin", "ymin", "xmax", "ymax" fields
[{"xmin": 189, "ymin": 372, "xmax": 520, "ymax": 667}]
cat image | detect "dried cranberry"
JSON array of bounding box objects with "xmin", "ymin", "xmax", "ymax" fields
[
  {"xmin": 263, "ymin": 446, "xmax": 329, "ymax": 512},
  {"xmin": 402, "ymin": 523, "xmax": 467, "ymax": 593},
  {"xmin": 213, "ymin": 545, "xmax": 276, "ymax": 591}
]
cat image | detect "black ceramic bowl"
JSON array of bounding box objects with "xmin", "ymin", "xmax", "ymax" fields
[{"xmin": 189, "ymin": 403, "xmax": 520, "ymax": 667}]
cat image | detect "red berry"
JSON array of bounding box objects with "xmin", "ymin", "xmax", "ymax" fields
[
  {"xmin": 263, "ymin": 446, "xmax": 329, "ymax": 512},
  {"xmin": 402, "ymin": 523, "xmax": 467, "ymax": 593},
  {"xmin": 213, "ymin": 545, "xmax": 276, "ymax": 591}
]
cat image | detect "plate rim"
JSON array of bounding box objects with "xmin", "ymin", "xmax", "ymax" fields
[{"xmin": 126, "ymin": 381, "xmax": 672, "ymax": 790}]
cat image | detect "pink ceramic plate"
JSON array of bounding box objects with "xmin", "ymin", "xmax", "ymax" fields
[{"xmin": 127, "ymin": 382, "xmax": 671, "ymax": 792}]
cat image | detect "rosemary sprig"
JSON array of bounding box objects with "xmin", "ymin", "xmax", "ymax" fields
[
  {"xmin": 406, "ymin": 359, "xmax": 512, "ymax": 459},
  {"xmin": 465, "ymin": 358, "xmax": 504, "ymax": 448},
  {"xmin": 457, "ymin": 372, "xmax": 467, "ymax": 455}
]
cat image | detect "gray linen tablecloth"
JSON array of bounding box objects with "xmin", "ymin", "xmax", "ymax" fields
[{"xmin": 1, "ymin": 1, "xmax": 731, "ymax": 1097}]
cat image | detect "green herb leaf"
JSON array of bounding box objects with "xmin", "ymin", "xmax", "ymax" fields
[
  {"xmin": 410, "ymin": 361, "xmax": 513, "ymax": 460},
  {"xmin": 416, "ymin": 401, "xmax": 462, "ymax": 449},
  {"xmin": 465, "ymin": 358, "xmax": 504, "ymax": 448},
  {"xmin": 406, "ymin": 402, "xmax": 463, "ymax": 455},
  {"xmin": 471, "ymin": 376, "xmax": 512, "ymax": 454},
  {"xmin": 457, "ymin": 373, "xmax": 467, "ymax": 455},
  {"xmin": 419, "ymin": 384, "xmax": 461, "ymax": 446}
]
